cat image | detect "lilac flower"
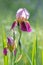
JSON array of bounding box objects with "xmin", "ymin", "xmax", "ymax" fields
[
  {"xmin": 3, "ymin": 48, "xmax": 7, "ymax": 55},
  {"xmin": 11, "ymin": 8, "xmax": 32, "ymax": 32}
]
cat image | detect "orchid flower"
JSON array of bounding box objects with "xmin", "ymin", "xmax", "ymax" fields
[{"xmin": 11, "ymin": 8, "xmax": 32, "ymax": 32}]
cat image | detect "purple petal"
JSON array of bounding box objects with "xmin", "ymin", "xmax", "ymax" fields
[
  {"xmin": 20, "ymin": 21, "xmax": 32, "ymax": 32},
  {"xmin": 3, "ymin": 48, "xmax": 7, "ymax": 55},
  {"xmin": 7, "ymin": 37, "xmax": 14, "ymax": 45},
  {"xmin": 25, "ymin": 22, "xmax": 32, "ymax": 32},
  {"xmin": 11, "ymin": 21, "xmax": 17, "ymax": 29}
]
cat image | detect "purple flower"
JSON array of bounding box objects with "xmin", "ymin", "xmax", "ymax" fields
[
  {"xmin": 3, "ymin": 48, "xmax": 7, "ymax": 55},
  {"xmin": 11, "ymin": 8, "xmax": 32, "ymax": 32},
  {"xmin": 7, "ymin": 37, "xmax": 15, "ymax": 52}
]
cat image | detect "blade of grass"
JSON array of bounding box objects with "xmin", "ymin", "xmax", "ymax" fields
[
  {"xmin": 32, "ymin": 34, "xmax": 36, "ymax": 65},
  {"xmin": 35, "ymin": 34, "xmax": 38, "ymax": 65},
  {"xmin": 2, "ymin": 26, "xmax": 8, "ymax": 65},
  {"xmin": 42, "ymin": 50, "xmax": 43, "ymax": 65},
  {"xmin": 10, "ymin": 52, "xmax": 13, "ymax": 65},
  {"xmin": 21, "ymin": 43, "xmax": 32, "ymax": 65}
]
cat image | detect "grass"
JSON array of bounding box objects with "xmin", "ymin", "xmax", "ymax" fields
[
  {"xmin": 0, "ymin": 21, "xmax": 43, "ymax": 65},
  {"xmin": 0, "ymin": 23, "xmax": 43, "ymax": 65}
]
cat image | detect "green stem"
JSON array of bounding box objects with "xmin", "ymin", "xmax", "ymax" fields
[
  {"xmin": 2, "ymin": 26, "xmax": 8, "ymax": 65},
  {"xmin": 42, "ymin": 50, "xmax": 43, "ymax": 65},
  {"xmin": 19, "ymin": 30, "xmax": 22, "ymax": 54},
  {"xmin": 13, "ymin": 31, "xmax": 15, "ymax": 40},
  {"xmin": 17, "ymin": 25, "xmax": 22, "ymax": 54},
  {"xmin": 36, "ymin": 34, "xmax": 38, "ymax": 65},
  {"xmin": 4, "ymin": 56, "xmax": 8, "ymax": 65},
  {"xmin": 14, "ymin": 55, "xmax": 16, "ymax": 65},
  {"xmin": 10, "ymin": 52, "xmax": 13, "ymax": 65}
]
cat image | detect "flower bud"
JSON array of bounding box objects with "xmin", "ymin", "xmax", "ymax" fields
[
  {"xmin": 3, "ymin": 48, "xmax": 7, "ymax": 55},
  {"xmin": 7, "ymin": 37, "xmax": 16, "ymax": 52}
]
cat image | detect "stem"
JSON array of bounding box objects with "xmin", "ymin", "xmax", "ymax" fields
[
  {"xmin": 36, "ymin": 34, "xmax": 38, "ymax": 65},
  {"xmin": 10, "ymin": 52, "xmax": 13, "ymax": 65},
  {"xmin": 18, "ymin": 30, "xmax": 22, "ymax": 54},
  {"xmin": 42, "ymin": 50, "xmax": 43, "ymax": 65},
  {"xmin": 2, "ymin": 26, "xmax": 8, "ymax": 65},
  {"xmin": 18, "ymin": 25, "xmax": 22, "ymax": 48},
  {"xmin": 13, "ymin": 31, "xmax": 15, "ymax": 40},
  {"xmin": 14, "ymin": 55, "xmax": 16, "ymax": 65},
  {"xmin": 4, "ymin": 56, "xmax": 8, "ymax": 65}
]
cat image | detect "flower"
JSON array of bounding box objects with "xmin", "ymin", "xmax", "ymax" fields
[
  {"xmin": 7, "ymin": 37, "xmax": 16, "ymax": 52},
  {"xmin": 3, "ymin": 48, "xmax": 7, "ymax": 55},
  {"xmin": 11, "ymin": 8, "xmax": 32, "ymax": 32}
]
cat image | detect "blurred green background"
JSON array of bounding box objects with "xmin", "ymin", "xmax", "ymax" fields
[{"xmin": 0, "ymin": 0, "xmax": 43, "ymax": 65}]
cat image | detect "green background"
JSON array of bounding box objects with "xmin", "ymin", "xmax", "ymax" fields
[{"xmin": 0, "ymin": 0, "xmax": 43, "ymax": 65}]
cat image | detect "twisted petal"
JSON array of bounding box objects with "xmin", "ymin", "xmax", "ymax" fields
[
  {"xmin": 3, "ymin": 48, "xmax": 7, "ymax": 55},
  {"xmin": 11, "ymin": 21, "xmax": 17, "ymax": 29},
  {"xmin": 20, "ymin": 21, "xmax": 32, "ymax": 32},
  {"xmin": 16, "ymin": 8, "xmax": 30, "ymax": 19}
]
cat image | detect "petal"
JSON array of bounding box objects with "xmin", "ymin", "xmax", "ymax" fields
[
  {"xmin": 16, "ymin": 8, "xmax": 23, "ymax": 18},
  {"xmin": 7, "ymin": 37, "xmax": 15, "ymax": 52},
  {"xmin": 25, "ymin": 22, "xmax": 32, "ymax": 32},
  {"xmin": 24, "ymin": 8, "xmax": 30, "ymax": 19},
  {"xmin": 3, "ymin": 48, "xmax": 7, "ymax": 55},
  {"xmin": 7, "ymin": 37, "xmax": 14, "ymax": 45},
  {"xmin": 11, "ymin": 21, "xmax": 17, "ymax": 29},
  {"xmin": 16, "ymin": 8, "xmax": 30, "ymax": 19},
  {"xmin": 20, "ymin": 22, "xmax": 27, "ymax": 31},
  {"xmin": 20, "ymin": 21, "xmax": 32, "ymax": 32}
]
